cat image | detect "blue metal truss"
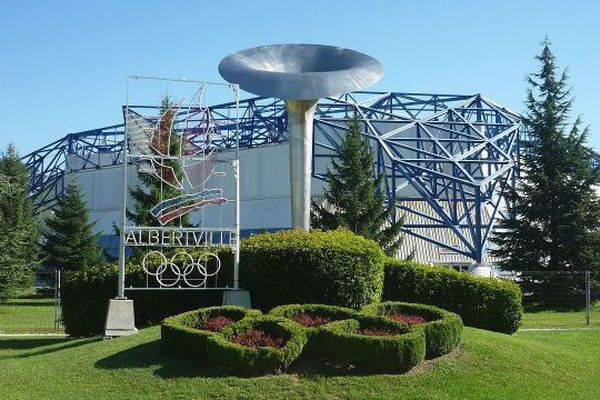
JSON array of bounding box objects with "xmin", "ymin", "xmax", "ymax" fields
[{"xmin": 22, "ymin": 91, "xmax": 526, "ymax": 262}]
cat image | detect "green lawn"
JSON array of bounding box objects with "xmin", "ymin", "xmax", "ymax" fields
[
  {"xmin": 521, "ymin": 304, "xmax": 600, "ymax": 329},
  {"xmin": 0, "ymin": 297, "xmax": 61, "ymax": 334},
  {"xmin": 1, "ymin": 326, "xmax": 599, "ymax": 400}
]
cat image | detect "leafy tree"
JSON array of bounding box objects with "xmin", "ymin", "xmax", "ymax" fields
[
  {"xmin": 41, "ymin": 181, "xmax": 102, "ymax": 271},
  {"xmin": 0, "ymin": 144, "xmax": 38, "ymax": 300},
  {"xmin": 311, "ymin": 113, "xmax": 404, "ymax": 255},
  {"xmin": 126, "ymin": 96, "xmax": 190, "ymax": 227},
  {"xmin": 492, "ymin": 40, "xmax": 600, "ymax": 307}
]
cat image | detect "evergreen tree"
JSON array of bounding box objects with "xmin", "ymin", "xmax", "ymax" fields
[
  {"xmin": 126, "ymin": 96, "xmax": 190, "ymax": 227},
  {"xmin": 0, "ymin": 144, "xmax": 38, "ymax": 300},
  {"xmin": 492, "ymin": 40, "xmax": 600, "ymax": 307},
  {"xmin": 311, "ymin": 113, "xmax": 404, "ymax": 255},
  {"xmin": 42, "ymin": 181, "xmax": 102, "ymax": 271}
]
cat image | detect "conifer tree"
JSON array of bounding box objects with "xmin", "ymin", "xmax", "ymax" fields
[
  {"xmin": 311, "ymin": 113, "xmax": 404, "ymax": 255},
  {"xmin": 126, "ymin": 96, "xmax": 190, "ymax": 227},
  {"xmin": 492, "ymin": 40, "xmax": 600, "ymax": 306},
  {"xmin": 42, "ymin": 181, "xmax": 102, "ymax": 271},
  {"xmin": 0, "ymin": 144, "xmax": 38, "ymax": 300}
]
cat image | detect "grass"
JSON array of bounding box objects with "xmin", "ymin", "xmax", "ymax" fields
[
  {"xmin": 521, "ymin": 303, "xmax": 600, "ymax": 329},
  {"xmin": 1, "ymin": 326, "xmax": 599, "ymax": 400},
  {"xmin": 0, "ymin": 297, "xmax": 62, "ymax": 334}
]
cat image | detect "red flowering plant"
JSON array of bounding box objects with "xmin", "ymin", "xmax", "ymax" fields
[
  {"xmin": 200, "ymin": 316, "xmax": 236, "ymax": 332},
  {"xmin": 291, "ymin": 313, "xmax": 332, "ymax": 327},
  {"xmin": 231, "ymin": 329, "xmax": 286, "ymax": 348},
  {"xmin": 188, "ymin": 306, "xmax": 262, "ymax": 333},
  {"xmin": 269, "ymin": 304, "xmax": 361, "ymax": 329},
  {"xmin": 388, "ymin": 313, "xmax": 428, "ymax": 325}
]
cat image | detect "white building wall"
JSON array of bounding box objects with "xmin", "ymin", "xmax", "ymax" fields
[{"xmin": 67, "ymin": 143, "xmax": 300, "ymax": 235}]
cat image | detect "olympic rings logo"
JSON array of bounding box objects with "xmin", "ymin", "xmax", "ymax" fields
[{"xmin": 141, "ymin": 250, "xmax": 221, "ymax": 288}]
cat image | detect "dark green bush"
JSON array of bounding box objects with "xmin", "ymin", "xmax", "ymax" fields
[
  {"xmin": 240, "ymin": 229, "xmax": 385, "ymax": 311},
  {"xmin": 362, "ymin": 301, "xmax": 463, "ymax": 358},
  {"xmin": 268, "ymin": 304, "xmax": 361, "ymax": 354},
  {"xmin": 61, "ymin": 247, "xmax": 234, "ymax": 336},
  {"xmin": 204, "ymin": 316, "xmax": 308, "ymax": 375},
  {"xmin": 161, "ymin": 306, "xmax": 261, "ymax": 360},
  {"xmin": 318, "ymin": 316, "xmax": 426, "ymax": 373},
  {"xmin": 383, "ymin": 259, "xmax": 523, "ymax": 334}
]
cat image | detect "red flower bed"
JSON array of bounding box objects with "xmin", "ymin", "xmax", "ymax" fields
[
  {"xmin": 388, "ymin": 313, "xmax": 428, "ymax": 325},
  {"xmin": 199, "ymin": 316, "xmax": 235, "ymax": 332},
  {"xmin": 358, "ymin": 326, "xmax": 404, "ymax": 336},
  {"xmin": 292, "ymin": 313, "xmax": 332, "ymax": 327},
  {"xmin": 232, "ymin": 329, "xmax": 286, "ymax": 348}
]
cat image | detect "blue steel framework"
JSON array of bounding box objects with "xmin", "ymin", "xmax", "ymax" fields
[{"xmin": 21, "ymin": 91, "xmax": 525, "ymax": 263}]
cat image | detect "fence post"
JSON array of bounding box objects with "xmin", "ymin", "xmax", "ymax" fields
[
  {"xmin": 54, "ymin": 269, "xmax": 61, "ymax": 331},
  {"xmin": 585, "ymin": 270, "xmax": 591, "ymax": 326}
]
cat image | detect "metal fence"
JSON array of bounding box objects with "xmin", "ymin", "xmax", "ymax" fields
[
  {"xmin": 509, "ymin": 271, "xmax": 600, "ymax": 329},
  {"xmin": 0, "ymin": 270, "xmax": 62, "ymax": 334},
  {"xmin": 2, "ymin": 269, "xmax": 599, "ymax": 333}
]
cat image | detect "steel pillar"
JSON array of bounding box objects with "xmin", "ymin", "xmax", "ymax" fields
[{"xmin": 286, "ymin": 99, "xmax": 317, "ymax": 230}]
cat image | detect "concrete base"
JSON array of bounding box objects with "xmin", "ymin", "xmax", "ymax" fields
[
  {"xmin": 468, "ymin": 264, "xmax": 494, "ymax": 278},
  {"xmin": 104, "ymin": 299, "xmax": 138, "ymax": 337},
  {"xmin": 222, "ymin": 290, "xmax": 252, "ymax": 307}
]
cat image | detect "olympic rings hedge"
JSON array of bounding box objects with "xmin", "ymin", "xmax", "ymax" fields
[
  {"xmin": 163, "ymin": 310, "xmax": 306, "ymax": 375},
  {"xmin": 161, "ymin": 302, "xmax": 462, "ymax": 375},
  {"xmin": 362, "ymin": 301, "xmax": 463, "ymax": 358},
  {"xmin": 268, "ymin": 304, "xmax": 362, "ymax": 354},
  {"xmin": 161, "ymin": 306, "xmax": 262, "ymax": 362},
  {"xmin": 317, "ymin": 316, "xmax": 426, "ymax": 373},
  {"xmin": 209, "ymin": 316, "xmax": 308, "ymax": 375}
]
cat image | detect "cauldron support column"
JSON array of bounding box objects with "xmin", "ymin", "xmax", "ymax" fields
[{"xmin": 286, "ymin": 99, "xmax": 317, "ymax": 230}]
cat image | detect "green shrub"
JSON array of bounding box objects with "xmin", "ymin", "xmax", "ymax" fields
[
  {"xmin": 61, "ymin": 264, "xmax": 119, "ymax": 336},
  {"xmin": 383, "ymin": 259, "xmax": 523, "ymax": 334},
  {"xmin": 161, "ymin": 306, "xmax": 261, "ymax": 360},
  {"xmin": 268, "ymin": 304, "xmax": 361, "ymax": 354},
  {"xmin": 362, "ymin": 301, "xmax": 463, "ymax": 358},
  {"xmin": 318, "ymin": 316, "xmax": 426, "ymax": 373},
  {"xmin": 240, "ymin": 229, "xmax": 385, "ymax": 311},
  {"xmin": 61, "ymin": 247, "xmax": 234, "ymax": 336},
  {"xmin": 205, "ymin": 316, "xmax": 308, "ymax": 375}
]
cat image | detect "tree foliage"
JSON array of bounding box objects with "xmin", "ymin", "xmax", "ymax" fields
[
  {"xmin": 0, "ymin": 144, "xmax": 38, "ymax": 300},
  {"xmin": 41, "ymin": 181, "xmax": 102, "ymax": 271},
  {"xmin": 311, "ymin": 113, "xmax": 404, "ymax": 255},
  {"xmin": 492, "ymin": 40, "xmax": 600, "ymax": 306}
]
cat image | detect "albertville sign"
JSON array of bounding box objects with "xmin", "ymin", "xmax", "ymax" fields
[{"xmin": 123, "ymin": 227, "xmax": 235, "ymax": 248}]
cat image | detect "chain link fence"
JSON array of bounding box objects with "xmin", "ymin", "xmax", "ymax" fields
[
  {"xmin": 505, "ymin": 271, "xmax": 600, "ymax": 329},
  {"xmin": 0, "ymin": 270, "xmax": 62, "ymax": 334},
  {"xmin": 2, "ymin": 269, "xmax": 598, "ymax": 333}
]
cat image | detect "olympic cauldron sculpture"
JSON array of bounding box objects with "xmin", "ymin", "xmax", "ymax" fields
[{"xmin": 219, "ymin": 44, "xmax": 383, "ymax": 229}]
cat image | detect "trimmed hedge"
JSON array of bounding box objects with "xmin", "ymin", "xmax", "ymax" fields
[
  {"xmin": 383, "ymin": 259, "xmax": 523, "ymax": 334},
  {"xmin": 362, "ymin": 301, "xmax": 463, "ymax": 358},
  {"xmin": 163, "ymin": 314, "xmax": 307, "ymax": 375},
  {"xmin": 318, "ymin": 316, "xmax": 426, "ymax": 373},
  {"xmin": 240, "ymin": 230, "xmax": 385, "ymax": 311},
  {"xmin": 161, "ymin": 306, "xmax": 261, "ymax": 360},
  {"xmin": 62, "ymin": 247, "xmax": 233, "ymax": 336},
  {"xmin": 268, "ymin": 304, "xmax": 361, "ymax": 354}
]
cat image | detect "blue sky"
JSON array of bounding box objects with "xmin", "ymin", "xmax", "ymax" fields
[{"xmin": 1, "ymin": 0, "xmax": 599, "ymax": 155}]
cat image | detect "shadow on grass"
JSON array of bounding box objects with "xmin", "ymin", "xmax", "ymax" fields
[
  {"xmin": 95, "ymin": 342, "xmax": 399, "ymax": 379},
  {"xmin": 0, "ymin": 337, "xmax": 99, "ymax": 360},
  {"xmin": 95, "ymin": 340, "xmax": 216, "ymax": 378}
]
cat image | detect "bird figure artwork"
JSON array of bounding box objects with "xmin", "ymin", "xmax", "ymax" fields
[{"xmin": 124, "ymin": 89, "xmax": 228, "ymax": 225}]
